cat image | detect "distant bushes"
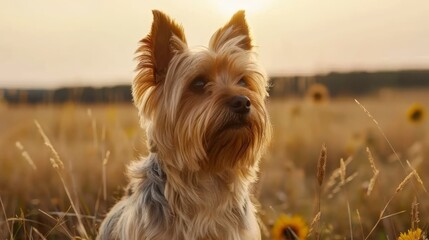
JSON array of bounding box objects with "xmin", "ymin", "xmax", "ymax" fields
[
  {"xmin": 2, "ymin": 70, "xmax": 429, "ymax": 104},
  {"xmin": 2, "ymin": 85, "xmax": 133, "ymax": 104},
  {"xmin": 270, "ymin": 69, "xmax": 429, "ymax": 98}
]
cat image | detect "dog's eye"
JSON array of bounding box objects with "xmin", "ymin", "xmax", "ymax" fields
[
  {"xmin": 190, "ymin": 76, "xmax": 207, "ymax": 93},
  {"xmin": 238, "ymin": 78, "xmax": 248, "ymax": 87}
]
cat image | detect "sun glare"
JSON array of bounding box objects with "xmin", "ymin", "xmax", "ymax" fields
[{"xmin": 215, "ymin": 0, "xmax": 270, "ymax": 15}]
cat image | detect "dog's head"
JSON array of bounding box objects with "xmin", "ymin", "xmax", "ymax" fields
[{"xmin": 133, "ymin": 10, "xmax": 271, "ymax": 172}]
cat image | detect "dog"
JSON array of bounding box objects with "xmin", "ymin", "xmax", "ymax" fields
[{"xmin": 97, "ymin": 10, "xmax": 271, "ymax": 240}]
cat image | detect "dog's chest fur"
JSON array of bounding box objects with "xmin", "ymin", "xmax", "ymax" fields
[{"xmin": 117, "ymin": 155, "xmax": 260, "ymax": 240}]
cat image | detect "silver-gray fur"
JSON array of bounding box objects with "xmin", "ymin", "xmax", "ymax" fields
[{"xmin": 97, "ymin": 154, "xmax": 261, "ymax": 240}]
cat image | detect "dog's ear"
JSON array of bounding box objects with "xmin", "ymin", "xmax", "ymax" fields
[
  {"xmin": 136, "ymin": 10, "xmax": 187, "ymax": 84},
  {"xmin": 209, "ymin": 10, "xmax": 252, "ymax": 51},
  {"xmin": 133, "ymin": 10, "xmax": 187, "ymax": 121}
]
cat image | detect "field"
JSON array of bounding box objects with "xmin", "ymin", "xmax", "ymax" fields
[{"xmin": 0, "ymin": 87, "xmax": 428, "ymax": 239}]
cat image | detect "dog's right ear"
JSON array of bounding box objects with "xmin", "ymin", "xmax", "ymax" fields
[
  {"xmin": 136, "ymin": 10, "xmax": 187, "ymax": 83},
  {"xmin": 133, "ymin": 11, "xmax": 187, "ymax": 116}
]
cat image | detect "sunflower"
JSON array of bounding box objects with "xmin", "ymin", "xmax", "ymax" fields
[
  {"xmin": 407, "ymin": 103, "xmax": 426, "ymax": 124},
  {"xmin": 272, "ymin": 214, "xmax": 309, "ymax": 240},
  {"xmin": 398, "ymin": 228, "xmax": 424, "ymax": 240},
  {"xmin": 306, "ymin": 83, "xmax": 329, "ymax": 104}
]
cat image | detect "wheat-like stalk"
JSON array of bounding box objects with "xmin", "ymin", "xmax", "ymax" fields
[
  {"xmin": 102, "ymin": 150, "xmax": 111, "ymax": 201},
  {"xmin": 406, "ymin": 160, "xmax": 428, "ymax": 193},
  {"xmin": 34, "ymin": 120, "xmax": 88, "ymax": 239},
  {"xmin": 396, "ymin": 171, "xmax": 415, "ymax": 193},
  {"xmin": 34, "ymin": 120, "xmax": 64, "ymax": 170},
  {"xmin": 411, "ymin": 197, "xmax": 420, "ymax": 230},
  {"xmin": 366, "ymin": 158, "xmax": 427, "ymax": 239},
  {"xmin": 15, "ymin": 141, "xmax": 37, "ymax": 170},
  {"xmin": 340, "ymin": 158, "xmax": 346, "ymax": 185},
  {"xmin": 325, "ymin": 156, "xmax": 353, "ymax": 192},
  {"xmin": 315, "ymin": 144, "xmax": 327, "ymax": 240},
  {"xmin": 347, "ymin": 201, "xmax": 353, "ymax": 240},
  {"xmin": 317, "ymin": 144, "xmax": 327, "ymax": 186},
  {"xmin": 366, "ymin": 147, "xmax": 379, "ymax": 196},
  {"xmin": 356, "ymin": 209, "xmax": 364, "ymax": 238},
  {"xmin": 328, "ymin": 172, "xmax": 358, "ymax": 199},
  {"xmin": 307, "ymin": 211, "xmax": 321, "ymax": 237},
  {"xmin": 355, "ymin": 99, "xmax": 406, "ymax": 170}
]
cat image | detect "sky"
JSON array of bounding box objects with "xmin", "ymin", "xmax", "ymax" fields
[{"xmin": 1, "ymin": 0, "xmax": 429, "ymax": 88}]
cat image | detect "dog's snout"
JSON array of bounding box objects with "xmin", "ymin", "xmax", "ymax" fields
[{"xmin": 229, "ymin": 95, "xmax": 251, "ymax": 114}]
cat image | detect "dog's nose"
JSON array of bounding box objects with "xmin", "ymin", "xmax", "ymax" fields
[{"xmin": 229, "ymin": 95, "xmax": 251, "ymax": 114}]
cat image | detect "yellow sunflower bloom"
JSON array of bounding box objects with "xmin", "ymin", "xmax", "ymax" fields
[
  {"xmin": 398, "ymin": 228, "xmax": 423, "ymax": 240},
  {"xmin": 272, "ymin": 214, "xmax": 309, "ymax": 240},
  {"xmin": 306, "ymin": 83, "xmax": 329, "ymax": 104},
  {"xmin": 407, "ymin": 103, "xmax": 426, "ymax": 124}
]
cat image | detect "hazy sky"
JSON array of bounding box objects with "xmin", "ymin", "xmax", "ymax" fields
[{"xmin": 1, "ymin": 0, "xmax": 429, "ymax": 88}]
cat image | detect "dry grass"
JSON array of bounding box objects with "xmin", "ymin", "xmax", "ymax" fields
[{"xmin": 0, "ymin": 88, "xmax": 428, "ymax": 239}]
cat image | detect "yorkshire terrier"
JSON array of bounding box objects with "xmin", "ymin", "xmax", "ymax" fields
[{"xmin": 98, "ymin": 10, "xmax": 271, "ymax": 240}]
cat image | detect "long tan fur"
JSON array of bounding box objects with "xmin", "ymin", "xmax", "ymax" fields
[{"xmin": 98, "ymin": 10, "xmax": 271, "ymax": 240}]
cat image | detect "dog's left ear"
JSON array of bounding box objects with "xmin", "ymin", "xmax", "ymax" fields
[{"xmin": 209, "ymin": 10, "xmax": 252, "ymax": 51}]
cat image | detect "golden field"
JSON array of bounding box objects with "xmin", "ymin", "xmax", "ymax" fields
[{"xmin": 0, "ymin": 88, "xmax": 428, "ymax": 239}]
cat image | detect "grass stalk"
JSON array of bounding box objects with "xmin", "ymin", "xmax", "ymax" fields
[{"xmin": 35, "ymin": 120, "xmax": 89, "ymax": 239}]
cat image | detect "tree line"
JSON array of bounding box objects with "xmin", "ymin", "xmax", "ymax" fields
[{"xmin": 2, "ymin": 70, "xmax": 429, "ymax": 104}]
